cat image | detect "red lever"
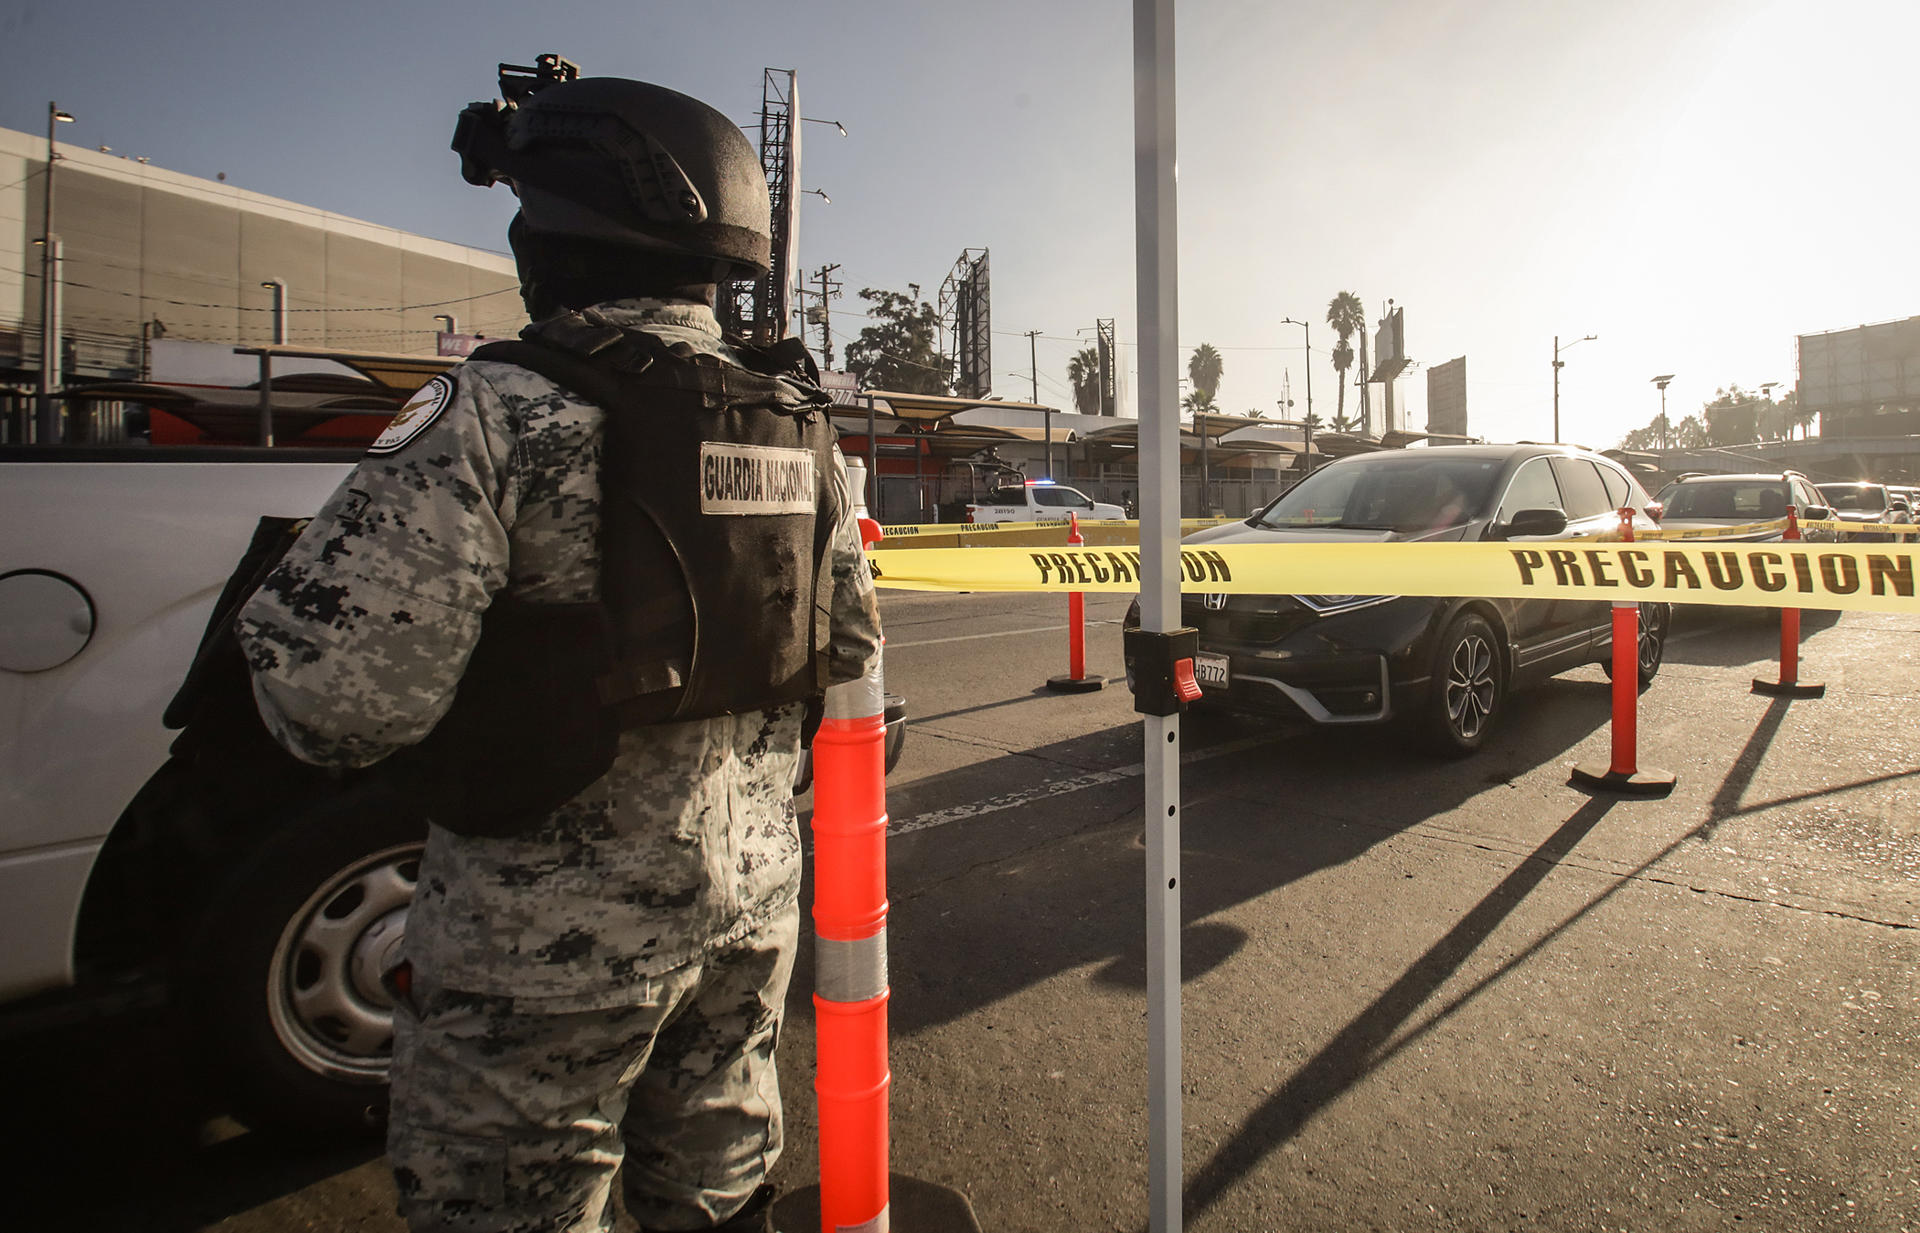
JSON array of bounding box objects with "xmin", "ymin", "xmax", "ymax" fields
[{"xmin": 1172, "ymin": 658, "xmax": 1203, "ymax": 703}]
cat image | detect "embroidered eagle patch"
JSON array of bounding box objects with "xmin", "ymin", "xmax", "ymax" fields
[{"xmin": 368, "ymin": 373, "xmax": 455, "ymax": 456}]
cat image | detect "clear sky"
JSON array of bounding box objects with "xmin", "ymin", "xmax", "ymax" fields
[{"xmin": 5, "ymin": 0, "xmax": 1915, "ymax": 448}]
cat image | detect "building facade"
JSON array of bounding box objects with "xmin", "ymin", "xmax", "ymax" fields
[{"xmin": 1, "ymin": 125, "xmax": 522, "ymax": 440}]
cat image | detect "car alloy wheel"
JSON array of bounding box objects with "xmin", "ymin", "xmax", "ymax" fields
[
  {"xmin": 1445, "ymin": 632, "xmax": 1497, "ymax": 740},
  {"xmin": 1423, "ymin": 612, "xmax": 1505, "ymax": 756},
  {"xmin": 1636, "ymin": 602, "xmax": 1669, "ymax": 684}
]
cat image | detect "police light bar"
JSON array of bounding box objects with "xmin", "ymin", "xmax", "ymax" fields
[{"xmin": 1027, "ymin": 478, "xmax": 1056, "ymax": 486}]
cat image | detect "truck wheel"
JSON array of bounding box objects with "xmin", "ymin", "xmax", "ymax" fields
[{"xmin": 176, "ymin": 781, "xmax": 425, "ymax": 1135}]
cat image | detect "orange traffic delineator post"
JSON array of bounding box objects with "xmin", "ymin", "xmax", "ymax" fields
[
  {"xmin": 1752, "ymin": 506, "xmax": 1827, "ymax": 699},
  {"xmin": 778, "ymin": 490, "xmax": 981, "ymax": 1233},
  {"xmin": 1571, "ymin": 509, "xmax": 1676, "ymax": 797},
  {"xmin": 1046, "ymin": 512, "xmax": 1107, "ymax": 694}
]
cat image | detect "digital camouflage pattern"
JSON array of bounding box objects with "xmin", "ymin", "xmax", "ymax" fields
[
  {"xmin": 386, "ymin": 911, "xmax": 795, "ymax": 1233},
  {"xmin": 236, "ymin": 297, "xmax": 882, "ymax": 1229}
]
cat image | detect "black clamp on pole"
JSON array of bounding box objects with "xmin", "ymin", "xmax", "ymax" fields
[{"xmin": 1125, "ymin": 626, "xmax": 1204, "ymax": 716}]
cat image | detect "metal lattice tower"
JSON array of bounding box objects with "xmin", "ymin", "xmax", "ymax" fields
[
  {"xmin": 938, "ymin": 249, "xmax": 990, "ymax": 398},
  {"xmin": 1096, "ymin": 318, "xmax": 1117, "ymax": 416},
  {"xmin": 719, "ymin": 69, "xmax": 795, "ymax": 344}
]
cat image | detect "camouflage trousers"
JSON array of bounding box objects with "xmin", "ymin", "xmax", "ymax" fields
[{"xmin": 386, "ymin": 906, "xmax": 798, "ymax": 1232}]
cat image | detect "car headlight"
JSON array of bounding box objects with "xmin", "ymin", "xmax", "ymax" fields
[{"xmin": 1298, "ymin": 594, "xmax": 1397, "ymax": 614}]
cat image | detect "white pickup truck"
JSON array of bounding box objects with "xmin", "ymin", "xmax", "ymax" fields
[
  {"xmin": 0, "ymin": 444, "xmax": 900, "ymax": 1134},
  {"xmin": 965, "ymin": 479, "xmax": 1126, "ymax": 524}
]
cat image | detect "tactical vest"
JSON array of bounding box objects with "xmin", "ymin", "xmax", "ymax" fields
[{"xmin": 404, "ymin": 310, "xmax": 842, "ymax": 836}]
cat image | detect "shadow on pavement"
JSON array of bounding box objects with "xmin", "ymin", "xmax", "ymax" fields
[
  {"xmin": 1180, "ymin": 795, "xmax": 1617, "ymax": 1222},
  {"xmin": 4, "ymin": 1008, "xmax": 383, "ymax": 1231}
]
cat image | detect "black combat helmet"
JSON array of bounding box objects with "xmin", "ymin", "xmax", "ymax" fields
[{"xmin": 453, "ymin": 55, "xmax": 771, "ymax": 276}]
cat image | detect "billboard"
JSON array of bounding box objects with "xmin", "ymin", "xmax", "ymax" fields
[
  {"xmin": 1798, "ymin": 316, "xmax": 1920, "ymax": 413},
  {"xmin": 1426, "ymin": 356, "xmax": 1467, "ymax": 437},
  {"xmin": 1369, "ymin": 306, "xmax": 1407, "ymax": 383}
]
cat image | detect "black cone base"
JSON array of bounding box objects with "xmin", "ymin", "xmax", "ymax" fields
[
  {"xmin": 1569, "ymin": 762, "xmax": 1677, "ymax": 797},
  {"xmin": 1046, "ymin": 673, "xmax": 1106, "ymax": 693},
  {"xmin": 1752, "ymin": 677, "xmax": 1825, "ymax": 698},
  {"xmin": 775, "ymin": 1174, "xmax": 983, "ymax": 1233}
]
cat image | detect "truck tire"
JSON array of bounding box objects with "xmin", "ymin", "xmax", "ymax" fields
[{"xmin": 176, "ymin": 780, "xmax": 425, "ymax": 1136}]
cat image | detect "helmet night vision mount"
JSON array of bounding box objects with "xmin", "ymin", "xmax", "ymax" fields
[{"xmin": 451, "ymin": 52, "xmax": 773, "ymax": 275}]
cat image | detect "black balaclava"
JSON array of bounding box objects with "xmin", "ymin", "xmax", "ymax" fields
[{"xmin": 509, "ymin": 213, "xmax": 722, "ymax": 321}]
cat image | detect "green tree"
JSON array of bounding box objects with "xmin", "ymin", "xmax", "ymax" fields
[
  {"xmin": 1674, "ymin": 415, "xmax": 1709, "ymax": 448},
  {"xmin": 1330, "ymin": 410, "xmax": 1359, "ymax": 434},
  {"xmin": 1325, "ymin": 291, "xmax": 1366, "ymax": 434},
  {"xmin": 842, "ymin": 287, "xmax": 947, "ymax": 394},
  {"xmin": 1066, "ymin": 346, "xmax": 1101, "ymax": 414},
  {"xmin": 1787, "ymin": 391, "xmax": 1816, "ymax": 439},
  {"xmin": 1187, "ymin": 342, "xmax": 1224, "ymax": 405},
  {"xmin": 1701, "ymin": 385, "xmax": 1766, "ymax": 446}
]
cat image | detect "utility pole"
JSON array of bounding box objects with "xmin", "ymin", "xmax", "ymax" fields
[
  {"xmin": 813, "ymin": 262, "xmax": 841, "ymax": 370},
  {"xmin": 1024, "ymin": 329, "xmax": 1048, "ymax": 478},
  {"xmin": 37, "ymin": 101, "xmax": 74, "ymax": 444}
]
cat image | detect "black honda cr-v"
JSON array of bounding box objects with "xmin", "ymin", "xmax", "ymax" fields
[{"xmin": 1125, "ymin": 443, "xmax": 1670, "ymax": 755}]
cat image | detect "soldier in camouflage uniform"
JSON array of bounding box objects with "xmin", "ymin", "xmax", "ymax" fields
[{"xmin": 237, "ymin": 58, "xmax": 881, "ymax": 1233}]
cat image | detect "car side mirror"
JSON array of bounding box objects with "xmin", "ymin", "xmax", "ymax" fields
[
  {"xmin": 1492, "ymin": 507, "xmax": 1568, "ymax": 539},
  {"xmin": 1800, "ymin": 505, "xmax": 1831, "ymax": 522}
]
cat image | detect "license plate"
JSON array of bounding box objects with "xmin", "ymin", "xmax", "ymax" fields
[{"xmin": 1193, "ymin": 652, "xmax": 1230, "ymax": 688}]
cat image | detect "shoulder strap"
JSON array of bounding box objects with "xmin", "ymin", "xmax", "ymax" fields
[{"xmin": 472, "ymin": 312, "xmax": 832, "ymax": 417}]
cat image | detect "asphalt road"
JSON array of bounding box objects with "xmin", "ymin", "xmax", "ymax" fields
[{"xmin": 7, "ymin": 591, "xmax": 1916, "ymax": 1232}]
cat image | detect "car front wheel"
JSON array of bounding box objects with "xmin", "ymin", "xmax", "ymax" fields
[
  {"xmin": 177, "ymin": 781, "xmax": 425, "ymax": 1135},
  {"xmin": 1601, "ymin": 602, "xmax": 1669, "ymax": 690},
  {"xmin": 1422, "ymin": 612, "xmax": 1505, "ymax": 757}
]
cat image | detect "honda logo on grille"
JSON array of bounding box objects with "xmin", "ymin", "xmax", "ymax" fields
[{"xmin": 1202, "ymin": 593, "xmax": 1227, "ymax": 610}]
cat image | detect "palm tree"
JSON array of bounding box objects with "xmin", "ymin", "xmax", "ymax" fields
[
  {"xmin": 1187, "ymin": 343, "xmax": 1223, "ymax": 405},
  {"xmin": 1066, "ymin": 346, "xmax": 1100, "ymax": 414},
  {"xmin": 1330, "ymin": 410, "xmax": 1359, "ymax": 434},
  {"xmin": 1180, "ymin": 388, "xmax": 1218, "ymax": 419},
  {"xmin": 1326, "ymin": 291, "xmax": 1365, "ymax": 434},
  {"xmin": 1300, "ymin": 409, "xmax": 1324, "ymax": 474}
]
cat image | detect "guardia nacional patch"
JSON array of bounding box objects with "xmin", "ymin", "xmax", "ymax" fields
[
  {"xmin": 368, "ymin": 373, "xmax": 455, "ymax": 456},
  {"xmin": 700, "ymin": 442, "xmax": 815, "ymax": 515}
]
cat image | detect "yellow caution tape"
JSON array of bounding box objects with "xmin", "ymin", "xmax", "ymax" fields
[
  {"xmin": 873, "ymin": 517, "xmax": 1234, "ymax": 548},
  {"xmin": 1642, "ymin": 519, "xmax": 1787, "ymax": 541},
  {"xmin": 1800, "ymin": 519, "xmax": 1920, "ymax": 536},
  {"xmin": 865, "ymin": 540, "xmax": 1920, "ymax": 613}
]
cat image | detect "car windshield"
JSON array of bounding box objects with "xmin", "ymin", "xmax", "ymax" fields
[
  {"xmin": 1664, "ymin": 480, "xmax": 1789, "ymax": 520},
  {"xmin": 1817, "ymin": 483, "xmax": 1888, "ymax": 513},
  {"xmin": 1254, "ymin": 455, "xmax": 1504, "ymax": 532}
]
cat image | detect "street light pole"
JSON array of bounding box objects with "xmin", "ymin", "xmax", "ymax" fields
[
  {"xmin": 1552, "ymin": 332, "xmax": 1597, "ymax": 443},
  {"xmin": 37, "ymin": 101, "xmax": 75, "ymax": 444},
  {"xmin": 1651, "ymin": 374, "xmax": 1674, "ymax": 450},
  {"xmin": 1280, "ymin": 316, "xmax": 1312, "ymax": 427},
  {"xmin": 261, "ymin": 279, "xmax": 289, "ymax": 345}
]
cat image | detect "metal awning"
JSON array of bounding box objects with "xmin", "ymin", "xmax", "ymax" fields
[
  {"xmin": 857, "ymin": 389, "xmax": 1061, "ymax": 424},
  {"xmin": 231, "ymin": 346, "xmax": 455, "ymax": 399}
]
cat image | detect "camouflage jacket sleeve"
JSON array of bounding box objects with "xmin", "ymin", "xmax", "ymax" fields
[
  {"xmin": 235, "ymin": 366, "xmax": 518, "ymax": 768},
  {"xmin": 824, "ymin": 442, "xmax": 884, "ymax": 686}
]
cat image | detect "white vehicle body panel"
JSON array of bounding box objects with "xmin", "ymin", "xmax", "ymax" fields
[
  {"xmin": 966, "ymin": 485, "xmax": 1126, "ymax": 524},
  {"xmin": 0, "ymin": 458, "xmax": 352, "ymax": 1000}
]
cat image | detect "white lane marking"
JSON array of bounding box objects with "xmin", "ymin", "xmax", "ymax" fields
[
  {"xmin": 889, "ymin": 732, "xmax": 1275, "ymax": 836},
  {"xmin": 889, "ymin": 618, "xmax": 1125, "ymax": 649}
]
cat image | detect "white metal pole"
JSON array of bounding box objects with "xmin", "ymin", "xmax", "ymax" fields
[{"xmin": 1133, "ymin": 2, "xmax": 1183, "ymax": 1230}]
